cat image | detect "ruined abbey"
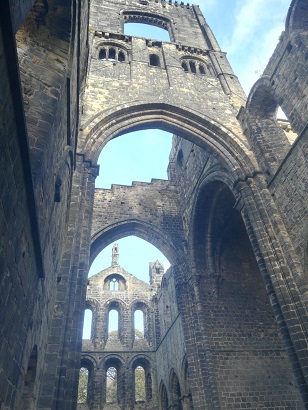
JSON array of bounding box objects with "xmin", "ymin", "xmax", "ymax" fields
[{"xmin": 0, "ymin": 0, "xmax": 307, "ymax": 408}]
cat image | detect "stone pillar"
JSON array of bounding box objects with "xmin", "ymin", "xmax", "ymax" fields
[
  {"xmin": 237, "ymin": 175, "xmax": 308, "ymax": 405},
  {"xmin": 172, "ymin": 263, "xmax": 218, "ymax": 409},
  {"xmin": 37, "ymin": 155, "xmax": 98, "ymax": 410}
]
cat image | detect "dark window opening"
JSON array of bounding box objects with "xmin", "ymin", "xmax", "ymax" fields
[
  {"xmin": 199, "ymin": 64, "xmax": 206, "ymax": 75},
  {"xmin": 99, "ymin": 48, "xmax": 107, "ymax": 59},
  {"xmin": 118, "ymin": 51, "xmax": 125, "ymax": 62},
  {"xmin": 149, "ymin": 54, "xmax": 160, "ymax": 67},
  {"xmin": 182, "ymin": 62, "xmax": 188, "ymax": 72},
  {"xmin": 77, "ymin": 367, "xmax": 89, "ymax": 404},
  {"xmin": 109, "ymin": 48, "xmax": 116, "ymax": 61},
  {"xmin": 106, "ymin": 367, "xmax": 117, "ymax": 403},
  {"xmin": 189, "ymin": 61, "xmax": 196, "ymax": 74}
]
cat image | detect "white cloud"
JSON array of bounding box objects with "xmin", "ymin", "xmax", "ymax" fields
[{"xmin": 221, "ymin": 0, "xmax": 289, "ymax": 93}]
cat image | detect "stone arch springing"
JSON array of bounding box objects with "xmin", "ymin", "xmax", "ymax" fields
[{"xmin": 21, "ymin": 345, "xmax": 38, "ymax": 410}]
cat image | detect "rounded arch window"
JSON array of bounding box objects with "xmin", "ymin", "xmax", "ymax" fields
[
  {"xmin": 99, "ymin": 48, "xmax": 107, "ymax": 60},
  {"xmin": 189, "ymin": 61, "xmax": 196, "ymax": 74},
  {"xmin": 181, "ymin": 61, "xmax": 188, "ymax": 72},
  {"xmin": 199, "ymin": 64, "xmax": 206, "ymax": 75},
  {"xmin": 149, "ymin": 54, "xmax": 160, "ymax": 67},
  {"xmin": 98, "ymin": 45, "xmax": 128, "ymax": 63},
  {"xmin": 118, "ymin": 50, "xmax": 126, "ymax": 62}
]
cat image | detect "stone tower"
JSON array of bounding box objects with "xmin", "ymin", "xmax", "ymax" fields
[{"xmin": 0, "ymin": 0, "xmax": 307, "ymax": 409}]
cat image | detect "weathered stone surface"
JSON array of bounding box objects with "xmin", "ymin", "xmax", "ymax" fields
[{"xmin": 0, "ymin": 0, "xmax": 307, "ymax": 409}]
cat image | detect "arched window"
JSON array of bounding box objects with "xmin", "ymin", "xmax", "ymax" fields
[
  {"xmin": 108, "ymin": 47, "xmax": 116, "ymax": 61},
  {"xmin": 181, "ymin": 61, "xmax": 188, "ymax": 72},
  {"xmin": 135, "ymin": 366, "xmax": 146, "ymax": 402},
  {"xmin": 189, "ymin": 61, "xmax": 196, "ymax": 74},
  {"xmin": 171, "ymin": 372, "xmax": 183, "ymax": 409},
  {"xmin": 134, "ymin": 309, "xmax": 144, "ymax": 339},
  {"xmin": 118, "ymin": 50, "xmax": 125, "ymax": 62},
  {"xmin": 110, "ymin": 278, "xmax": 119, "ymax": 291},
  {"xmin": 108, "ymin": 309, "xmax": 119, "ymax": 339},
  {"xmin": 161, "ymin": 383, "xmax": 168, "ymax": 410},
  {"xmin": 83, "ymin": 308, "xmax": 93, "ymax": 339},
  {"xmin": 21, "ymin": 346, "xmax": 37, "ymax": 409},
  {"xmin": 99, "ymin": 48, "xmax": 107, "ymax": 59},
  {"xmin": 77, "ymin": 367, "xmax": 89, "ymax": 404},
  {"xmin": 199, "ymin": 64, "xmax": 206, "ymax": 75},
  {"xmin": 106, "ymin": 367, "xmax": 117, "ymax": 403},
  {"xmin": 149, "ymin": 54, "xmax": 160, "ymax": 67}
]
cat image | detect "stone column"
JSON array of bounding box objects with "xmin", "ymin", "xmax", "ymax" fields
[
  {"xmin": 237, "ymin": 175, "xmax": 308, "ymax": 405},
  {"xmin": 37, "ymin": 155, "xmax": 98, "ymax": 410}
]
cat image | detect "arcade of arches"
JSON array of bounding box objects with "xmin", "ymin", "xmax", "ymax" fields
[{"xmin": 0, "ymin": 0, "xmax": 307, "ymax": 409}]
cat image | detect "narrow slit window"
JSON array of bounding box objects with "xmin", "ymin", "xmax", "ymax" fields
[
  {"xmin": 181, "ymin": 62, "xmax": 188, "ymax": 72},
  {"xmin": 106, "ymin": 367, "xmax": 117, "ymax": 403},
  {"xmin": 77, "ymin": 367, "xmax": 89, "ymax": 404},
  {"xmin": 134, "ymin": 310, "xmax": 144, "ymax": 339},
  {"xmin": 99, "ymin": 48, "xmax": 107, "ymax": 59},
  {"xmin": 109, "ymin": 48, "xmax": 116, "ymax": 61},
  {"xmin": 118, "ymin": 51, "xmax": 125, "ymax": 62},
  {"xmin": 135, "ymin": 366, "xmax": 146, "ymax": 402},
  {"xmin": 199, "ymin": 64, "xmax": 206, "ymax": 75},
  {"xmin": 108, "ymin": 309, "xmax": 119, "ymax": 339},
  {"xmin": 110, "ymin": 278, "xmax": 119, "ymax": 291},
  {"xmin": 83, "ymin": 309, "xmax": 92, "ymax": 339},
  {"xmin": 189, "ymin": 61, "xmax": 196, "ymax": 74}
]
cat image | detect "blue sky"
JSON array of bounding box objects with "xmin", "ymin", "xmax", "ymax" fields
[{"xmin": 88, "ymin": 0, "xmax": 291, "ymax": 283}]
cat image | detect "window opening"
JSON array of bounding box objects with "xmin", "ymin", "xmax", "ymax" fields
[
  {"xmin": 199, "ymin": 64, "xmax": 206, "ymax": 75},
  {"xmin": 181, "ymin": 61, "xmax": 188, "ymax": 72},
  {"xmin": 118, "ymin": 50, "xmax": 125, "ymax": 62},
  {"xmin": 135, "ymin": 366, "xmax": 146, "ymax": 402},
  {"xmin": 106, "ymin": 367, "xmax": 117, "ymax": 403},
  {"xmin": 108, "ymin": 309, "xmax": 119, "ymax": 339},
  {"xmin": 99, "ymin": 48, "xmax": 107, "ymax": 59},
  {"xmin": 189, "ymin": 61, "xmax": 196, "ymax": 74},
  {"xmin": 124, "ymin": 22, "xmax": 170, "ymax": 42},
  {"xmin": 109, "ymin": 47, "xmax": 116, "ymax": 61},
  {"xmin": 134, "ymin": 309, "xmax": 144, "ymax": 339},
  {"xmin": 82, "ymin": 309, "xmax": 92, "ymax": 339},
  {"xmin": 77, "ymin": 367, "xmax": 89, "ymax": 404},
  {"xmin": 149, "ymin": 54, "xmax": 160, "ymax": 67},
  {"xmin": 110, "ymin": 278, "xmax": 119, "ymax": 291}
]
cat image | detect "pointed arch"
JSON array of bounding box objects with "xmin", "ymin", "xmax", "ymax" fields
[
  {"xmin": 90, "ymin": 219, "xmax": 185, "ymax": 267},
  {"xmin": 79, "ymin": 102, "xmax": 256, "ymax": 178}
]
